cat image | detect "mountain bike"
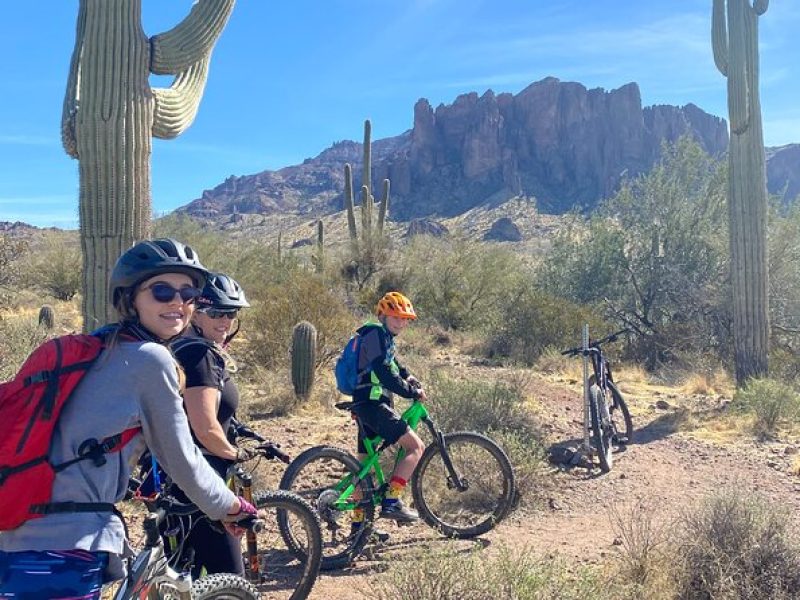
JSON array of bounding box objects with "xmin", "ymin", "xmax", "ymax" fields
[
  {"xmin": 561, "ymin": 328, "xmax": 633, "ymax": 472},
  {"xmin": 276, "ymin": 396, "xmax": 516, "ymax": 570},
  {"xmin": 133, "ymin": 421, "xmax": 323, "ymax": 600},
  {"xmin": 110, "ymin": 494, "xmax": 261, "ymax": 599},
  {"xmin": 228, "ymin": 420, "xmax": 323, "ymax": 600}
]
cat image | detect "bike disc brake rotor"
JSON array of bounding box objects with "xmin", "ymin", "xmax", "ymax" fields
[{"xmin": 316, "ymin": 489, "xmax": 343, "ymax": 526}]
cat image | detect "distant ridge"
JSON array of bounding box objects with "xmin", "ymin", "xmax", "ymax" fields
[{"xmin": 179, "ymin": 77, "xmax": 798, "ymax": 221}]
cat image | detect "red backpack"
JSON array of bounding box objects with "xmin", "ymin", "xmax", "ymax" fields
[{"xmin": 0, "ymin": 334, "xmax": 140, "ymax": 531}]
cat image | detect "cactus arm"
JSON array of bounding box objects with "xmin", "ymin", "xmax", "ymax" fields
[
  {"xmin": 362, "ymin": 119, "xmax": 372, "ymax": 198},
  {"xmin": 152, "ymin": 56, "xmax": 211, "ymax": 139},
  {"xmin": 712, "ymin": 0, "xmax": 728, "ymax": 76},
  {"xmin": 719, "ymin": 0, "xmax": 750, "ymax": 134},
  {"xmin": 344, "ymin": 163, "xmax": 358, "ymax": 242},
  {"xmin": 150, "ymin": 0, "xmax": 235, "ymax": 75},
  {"xmin": 378, "ymin": 179, "xmax": 390, "ymax": 234},
  {"xmin": 61, "ymin": 0, "xmax": 87, "ymax": 159}
]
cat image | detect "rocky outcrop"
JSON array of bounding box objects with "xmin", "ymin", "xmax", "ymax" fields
[
  {"xmin": 386, "ymin": 78, "xmax": 729, "ymax": 216},
  {"xmin": 484, "ymin": 217, "xmax": 522, "ymax": 242},
  {"xmin": 179, "ymin": 77, "xmax": 797, "ymax": 220},
  {"xmin": 405, "ymin": 218, "xmax": 449, "ymax": 238},
  {"xmin": 766, "ymin": 144, "xmax": 800, "ymax": 204}
]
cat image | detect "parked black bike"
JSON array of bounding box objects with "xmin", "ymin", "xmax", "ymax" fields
[{"xmin": 562, "ymin": 329, "xmax": 633, "ymax": 472}]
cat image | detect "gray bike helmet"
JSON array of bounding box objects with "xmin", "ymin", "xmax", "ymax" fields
[
  {"xmin": 197, "ymin": 273, "xmax": 250, "ymax": 310},
  {"xmin": 110, "ymin": 238, "xmax": 209, "ymax": 309}
]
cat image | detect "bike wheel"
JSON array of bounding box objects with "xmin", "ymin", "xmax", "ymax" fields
[
  {"xmin": 190, "ymin": 573, "xmax": 259, "ymax": 599},
  {"xmin": 411, "ymin": 432, "xmax": 515, "ymax": 538},
  {"xmin": 251, "ymin": 489, "xmax": 322, "ymax": 600},
  {"xmin": 278, "ymin": 446, "xmax": 375, "ymax": 570},
  {"xmin": 589, "ymin": 385, "xmax": 613, "ymax": 472},
  {"xmin": 607, "ymin": 381, "xmax": 633, "ymax": 445}
]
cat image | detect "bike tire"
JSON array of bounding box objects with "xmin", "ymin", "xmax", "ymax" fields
[
  {"xmin": 278, "ymin": 445, "xmax": 375, "ymax": 571},
  {"xmin": 190, "ymin": 573, "xmax": 259, "ymax": 599},
  {"xmin": 607, "ymin": 381, "xmax": 633, "ymax": 445},
  {"xmin": 251, "ymin": 489, "xmax": 322, "ymax": 600},
  {"xmin": 412, "ymin": 432, "xmax": 516, "ymax": 538},
  {"xmin": 589, "ymin": 385, "xmax": 613, "ymax": 472}
]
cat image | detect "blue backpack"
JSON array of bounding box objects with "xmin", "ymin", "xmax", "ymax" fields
[{"xmin": 335, "ymin": 323, "xmax": 391, "ymax": 396}]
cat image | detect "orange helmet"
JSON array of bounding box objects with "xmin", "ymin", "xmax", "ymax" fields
[{"xmin": 376, "ymin": 291, "xmax": 417, "ymax": 319}]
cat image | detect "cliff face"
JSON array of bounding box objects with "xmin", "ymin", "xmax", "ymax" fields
[
  {"xmin": 383, "ymin": 78, "xmax": 729, "ymax": 217},
  {"xmin": 180, "ymin": 77, "xmax": 795, "ymax": 220}
]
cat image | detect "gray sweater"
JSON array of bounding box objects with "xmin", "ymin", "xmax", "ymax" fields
[{"xmin": 0, "ymin": 339, "xmax": 236, "ymax": 556}]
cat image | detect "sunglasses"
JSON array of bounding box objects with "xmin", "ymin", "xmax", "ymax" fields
[
  {"xmin": 142, "ymin": 282, "xmax": 202, "ymax": 304},
  {"xmin": 199, "ymin": 308, "xmax": 239, "ymax": 319}
]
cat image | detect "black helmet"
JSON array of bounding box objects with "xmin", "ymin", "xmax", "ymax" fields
[
  {"xmin": 110, "ymin": 238, "xmax": 208, "ymax": 308},
  {"xmin": 197, "ymin": 273, "xmax": 250, "ymax": 310}
]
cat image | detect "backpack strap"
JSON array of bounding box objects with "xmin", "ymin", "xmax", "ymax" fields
[{"xmin": 29, "ymin": 427, "xmax": 142, "ymax": 516}]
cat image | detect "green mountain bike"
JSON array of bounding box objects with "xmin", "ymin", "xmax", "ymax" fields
[{"xmin": 277, "ymin": 397, "xmax": 516, "ymax": 570}]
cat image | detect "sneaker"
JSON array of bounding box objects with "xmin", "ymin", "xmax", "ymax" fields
[{"xmin": 380, "ymin": 499, "xmax": 419, "ymax": 523}]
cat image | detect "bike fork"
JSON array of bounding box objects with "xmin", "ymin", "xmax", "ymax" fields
[
  {"xmin": 426, "ymin": 421, "xmax": 468, "ymax": 492},
  {"xmin": 239, "ymin": 472, "xmax": 260, "ymax": 583}
]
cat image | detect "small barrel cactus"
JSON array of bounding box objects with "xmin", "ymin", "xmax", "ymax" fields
[
  {"xmin": 291, "ymin": 321, "xmax": 317, "ymax": 399},
  {"xmin": 38, "ymin": 305, "xmax": 55, "ymax": 330}
]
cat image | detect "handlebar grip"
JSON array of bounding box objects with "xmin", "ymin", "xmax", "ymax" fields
[{"xmin": 236, "ymin": 515, "xmax": 264, "ymax": 533}]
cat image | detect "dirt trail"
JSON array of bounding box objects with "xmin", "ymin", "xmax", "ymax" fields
[{"xmin": 245, "ymin": 374, "xmax": 800, "ymax": 600}]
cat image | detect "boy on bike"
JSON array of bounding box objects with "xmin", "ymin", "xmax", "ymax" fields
[{"xmin": 350, "ymin": 291, "xmax": 426, "ymax": 534}]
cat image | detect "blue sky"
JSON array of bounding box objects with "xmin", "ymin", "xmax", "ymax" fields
[{"xmin": 1, "ymin": 1, "xmax": 798, "ymax": 229}]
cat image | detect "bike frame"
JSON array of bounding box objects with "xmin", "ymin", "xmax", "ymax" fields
[
  {"xmin": 330, "ymin": 400, "xmax": 466, "ymax": 512},
  {"xmin": 112, "ymin": 512, "xmax": 193, "ymax": 600}
]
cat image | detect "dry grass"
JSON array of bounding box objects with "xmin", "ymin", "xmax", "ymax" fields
[{"xmin": 680, "ymin": 368, "xmax": 733, "ymax": 397}]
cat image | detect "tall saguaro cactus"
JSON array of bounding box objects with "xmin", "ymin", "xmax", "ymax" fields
[
  {"xmin": 712, "ymin": 0, "xmax": 770, "ymax": 384},
  {"xmin": 343, "ymin": 119, "xmax": 390, "ymax": 288},
  {"xmin": 62, "ymin": 0, "xmax": 236, "ymax": 330}
]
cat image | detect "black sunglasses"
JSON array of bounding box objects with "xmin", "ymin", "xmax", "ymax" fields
[
  {"xmin": 199, "ymin": 308, "xmax": 239, "ymax": 319},
  {"xmin": 142, "ymin": 282, "xmax": 202, "ymax": 304}
]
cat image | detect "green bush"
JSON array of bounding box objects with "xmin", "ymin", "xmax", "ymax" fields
[
  {"xmin": 674, "ymin": 489, "xmax": 800, "ymax": 599},
  {"xmin": 484, "ymin": 288, "xmax": 608, "ymax": 366},
  {"xmin": 21, "ymin": 234, "xmax": 81, "ymax": 301},
  {"xmin": 425, "ymin": 372, "xmax": 545, "ymax": 505},
  {"xmin": 0, "ymin": 315, "xmax": 50, "ymax": 381},
  {"xmin": 731, "ymin": 378, "xmax": 800, "ymax": 433},
  {"xmin": 247, "ymin": 272, "xmax": 354, "ymax": 370},
  {"xmin": 402, "ymin": 235, "xmax": 525, "ymax": 330},
  {"xmin": 0, "ymin": 235, "xmax": 29, "ymax": 304},
  {"xmin": 370, "ymin": 543, "xmax": 626, "ymax": 600}
]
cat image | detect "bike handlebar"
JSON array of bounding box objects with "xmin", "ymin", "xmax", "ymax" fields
[
  {"xmin": 229, "ymin": 418, "xmax": 290, "ymax": 463},
  {"xmin": 560, "ymin": 328, "xmax": 630, "ymax": 356}
]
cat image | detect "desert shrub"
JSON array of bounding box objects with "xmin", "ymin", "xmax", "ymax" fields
[
  {"xmin": 152, "ymin": 213, "xmax": 229, "ymax": 269},
  {"xmin": 247, "ymin": 272, "xmax": 354, "ymax": 371},
  {"xmin": 674, "ymin": 488, "xmax": 800, "ymax": 599},
  {"xmin": 609, "ymin": 502, "xmax": 674, "ymax": 597},
  {"xmin": 770, "ymin": 347, "xmax": 800, "ymax": 387},
  {"xmin": 21, "ymin": 234, "xmax": 81, "ymax": 301},
  {"xmin": 731, "ymin": 378, "xmax": 800, "ymax": 434},
  {"xmin": 0, "ymin": 235, "xmax": 29, "ymax": 303},
  {"xmin": 370, "ymin": 543, "xmax": 625, "ymax": 600},
  {"xmin": 426, "ymin": 372, "xmax": 546, "ymax": 505},
  {"xmin": 402, "ymin": 235, "xmax": 525, "ymax": 330},
  {"xmin": 539, "ymin": 137, "xmax": 730, "ymax": 369},
  {"xmin": 484, "ymin": 288, "xmax": 608, "ymax": 366},
  {"xmin": 0, "ymin": 315, "xmax": 50, "ymax": 380}
]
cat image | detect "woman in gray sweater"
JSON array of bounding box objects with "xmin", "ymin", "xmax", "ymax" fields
[{"xmin": 0, "ymin": 239, "xmax": 256, "ymax": 599}]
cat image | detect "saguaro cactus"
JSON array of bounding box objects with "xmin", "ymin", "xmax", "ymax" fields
[
  {"xmin": 343, "ymin": 119, "xmax": 391, "ymax": 287},
  {"xmin": 291, "ymin": 321, "xmax": 317, "ymax": 400},
  {"xmin": 311, "ymin": 220, "xmax": 325, "ymax": 274},
  {"xmin": 38, "ymin": 305, "xmax": 55, "ymax": 330},
  {"xmin": 344, "ymin": 120, "xmax": 391, "ymax": 248},
  {"xmin": 712, "ymin": 0, "xmax": 770, "ymax": 384},
  {"xmin": 62, "ymin": 0, "xmax": 236, "ymax": 330}
]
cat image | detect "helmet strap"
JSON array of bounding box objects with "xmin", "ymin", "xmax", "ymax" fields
[{"xmin": 223, "ymin": 319, "xmax": 241, "ymax": 348}]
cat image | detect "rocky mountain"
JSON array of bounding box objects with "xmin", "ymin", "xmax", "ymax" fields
[{"xmin": 180, "ymin": 77, "xmax": 798, "ymax": 220}]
